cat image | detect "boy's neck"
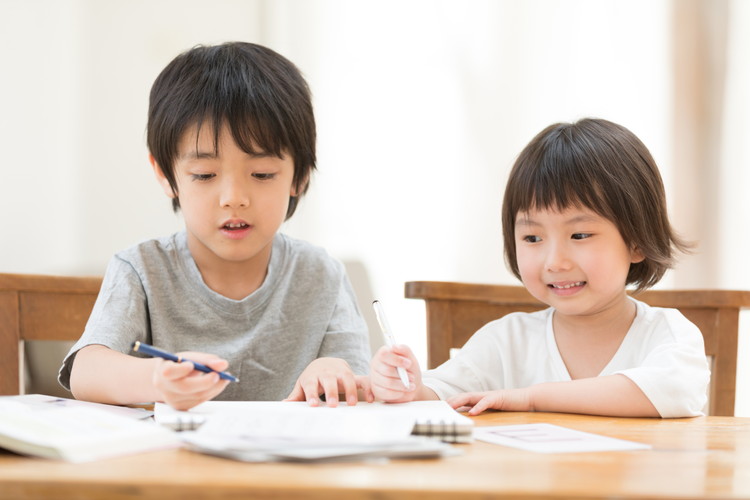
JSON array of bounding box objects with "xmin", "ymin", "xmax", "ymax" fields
[{"xmin": 187, "ymin": 238, "xmax": 272, "ymax": 301}]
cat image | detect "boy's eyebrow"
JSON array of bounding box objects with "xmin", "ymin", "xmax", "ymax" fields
[{"xmin": 178, "ymin": 150, "xmax": 275, "ymax": 160}]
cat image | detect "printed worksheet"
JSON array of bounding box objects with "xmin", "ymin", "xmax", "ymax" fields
[{"xmin": 474, "ymin": 423, "xmax": 650, "ymax": 453}]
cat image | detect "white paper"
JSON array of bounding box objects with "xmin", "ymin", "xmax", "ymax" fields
[
  {"xmin": 154, "ymin": 400, "xmax": 472, "ymax": 461},
  {"xmin": 474, "ymin": 423, "xmax": 651, "ymax": 453}
]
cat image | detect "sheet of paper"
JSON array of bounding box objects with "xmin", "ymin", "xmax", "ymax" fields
[
  {"xmin": 155, "ymin": 400, "xmax": 472, "ymax": 441},
  {"xmin": 8, "ymin": 394, "xmax": 153, "ymax": 420},
  {"xmin": 474, "ymin": 423, "xmax": 651, "ymax": 453},
  {"xmin": 154, "ymin": 401, "xmax": 469, "ymax": 462}
]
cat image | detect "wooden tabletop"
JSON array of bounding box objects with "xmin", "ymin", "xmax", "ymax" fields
[{"xmin": 2, "ymin": 411, "xmax": 749, "ymax": 500}]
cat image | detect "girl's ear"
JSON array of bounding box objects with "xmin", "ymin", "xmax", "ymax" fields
[
  {"xmin": 630, "ymin": 245, "xmax": 646, "ymax": 264},
  {"xmin": 150, "ymin": 155, "xmax": 177, "ymax": 199}
]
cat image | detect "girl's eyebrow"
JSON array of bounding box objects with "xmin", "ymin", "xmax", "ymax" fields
[
  {"xmin": 515, "ymin": 217, "xmax": 538, "ymax": 227},
  {"xmin": 565, "ymin": 214, "xmax": 601, "ymax": 224},
  {"xmin": 515, "ymin": 213, "xmax": 602, "ymax": 226}
]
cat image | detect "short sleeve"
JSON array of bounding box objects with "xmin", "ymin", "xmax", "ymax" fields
[
  {"xmin": 57, "ymin": 256, "xmax": 151, "ymax": 390},
  {"xmin": 614, "ymin": 308, "xmax": 710, "ymax": 418}
]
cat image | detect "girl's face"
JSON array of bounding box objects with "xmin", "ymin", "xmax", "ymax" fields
[{"xmin": 514, "ymin": 206, "xmax": 644, "ymax": 321}]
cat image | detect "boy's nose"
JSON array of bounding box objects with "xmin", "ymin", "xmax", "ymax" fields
[{"xmin": 219, "ymin": 178, "xmax": 249, "ymax": 208}]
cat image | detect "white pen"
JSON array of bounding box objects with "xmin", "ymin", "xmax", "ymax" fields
[{"xmin": 372, "ymin": 300, "xmax": 411, "ymax": 389}]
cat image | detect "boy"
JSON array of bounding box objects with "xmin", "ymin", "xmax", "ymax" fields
[{"xmin": 59, "ymin": 42, "xmax": 371, "ymax": 410}]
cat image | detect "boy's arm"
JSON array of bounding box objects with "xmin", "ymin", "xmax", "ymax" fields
[
  {"xmin": 447, "ymin": 374, "xmax": 660, "ymax": 417},
  {"xmin": 69, "ymin": 345, "xmax": 162, "ymax": 405},
  {"xmin": 70, "ymin": 344, "xmax": 231, "ymax": 410}
]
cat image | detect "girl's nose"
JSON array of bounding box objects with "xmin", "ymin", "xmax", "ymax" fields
[{"xmin": 545, "ymin": 242, "xmax": 572, "ymax": 272}]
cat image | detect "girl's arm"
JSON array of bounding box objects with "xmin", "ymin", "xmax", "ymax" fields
[
  {"xmin": 447, "ymin": 374, "xmax": 659, "ymax": 417},
  {"xmin": 70, "ymin": 344, "xmax": 230, "ymax": 410}
]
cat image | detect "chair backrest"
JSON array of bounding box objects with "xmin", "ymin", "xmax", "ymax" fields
[
  {"xmin": 405, "ymin": 281, "xmax": 750, "ymax": 416},
  {"xmin": 0, "ymin": 273, "xmax": 102, "ymax": 395}
]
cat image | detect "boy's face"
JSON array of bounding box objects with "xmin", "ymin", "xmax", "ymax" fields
[
  {"xmin": 514, "ymin": 206, "xmax": 644, "ymax": 321},
  {"xmin": 153, "ymin": 123, "xmax": 296, "ymax": 274}
]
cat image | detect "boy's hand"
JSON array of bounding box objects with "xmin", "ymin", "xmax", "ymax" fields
[
  {"xmin": 446, "ymin": 388, "xmax": 532, "ymax": 415},
  {"xmin": 284, "ymin": 358, "xmax": 373, "ymax": 407},
  {"xmin": 370, "ymin": 344, "xmax": 421, "ymax": 403},
  {"xmin": 152, "ymin": 352, "xmax": 231, "ymax": 411}
]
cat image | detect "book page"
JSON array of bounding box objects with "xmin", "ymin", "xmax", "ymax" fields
[{"xmin": 474, "ymin": 423, "xmax": 651, "ymax": 453}]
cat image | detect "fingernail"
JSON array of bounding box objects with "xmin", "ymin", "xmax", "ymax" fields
[{"xmin": 308, "ymin": 397, "xmax": 319, "ymax": 406}]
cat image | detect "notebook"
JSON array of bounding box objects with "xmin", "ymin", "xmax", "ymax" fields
[
  {"xmin": 155, "ymin": 400, "xmax": 475, "ymax": 444},
  {"xmin": 0, "ymin": 394, "xmax": 180, "ymax": 462}
]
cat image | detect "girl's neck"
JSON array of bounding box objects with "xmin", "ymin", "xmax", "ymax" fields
[
  {"xmin": 553, "ymin": 292, "xmax": 637, "ymax": 339},
  {"xmin": 552, "ymin": 293, "xmax": 638, "ymax": 379}
]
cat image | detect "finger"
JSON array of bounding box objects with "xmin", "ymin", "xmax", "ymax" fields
[
  {"xmin": 356, "ymin": 376, "xmax": 375, "ymax": 403},
  {"xmin": 468, "ymin": 396, "xmax": 495, "ymax": 416},
  {"xmin": 447, "ymin": 392, "xmax": 484, "ymax": 409},
  {"xmin": 300, "ymin": 378, "xmax": 322, "ymax": 406},
  {"xmin": 338, "ymin": 372, "xmax": 359, "ymax": 406},
  {"xmin": 158, "ymin": 360, "xmax": 196, "ymax": 382},
  {"xmin": 284, "ymin": 381, "xmax": 304, "ymax": 402},
  {"xmin": 167, "ymin": 379, "xmax": 229, "ymax": 410},
  {"xmin": 322, "ymin": 375, "xmax": 340, "ymax": 407}
]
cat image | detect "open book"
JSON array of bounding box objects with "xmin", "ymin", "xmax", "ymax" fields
[
  {"xmin": 0, "ymin": 394, "xmax": 180, "ymax": 462},
  {"xmin": 155, "ymin": 400, "xmax": 474, "ymax": 462}
]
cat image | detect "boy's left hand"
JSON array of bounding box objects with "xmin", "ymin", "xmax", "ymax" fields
[{"xmin": 284, "ymin": 357, "xmax": 374, "ymax": 407}]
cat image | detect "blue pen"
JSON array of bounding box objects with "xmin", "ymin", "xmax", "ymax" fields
[{"xmin": 131, "ymin": 341, "xmax": 239, "ymax": 383}]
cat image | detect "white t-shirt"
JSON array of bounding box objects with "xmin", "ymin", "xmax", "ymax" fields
[{"xmin": 422, "ymin": 298, "xmax": 710, "ymax": 417}]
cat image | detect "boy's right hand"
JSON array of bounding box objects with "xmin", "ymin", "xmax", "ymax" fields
[
  {"xmin": 369, "ymin": 344, "xmax": 422, "ymax": 403},
  {"xmin": 152, "ymin": 352, "xmax": 230, "ymax": 411}
]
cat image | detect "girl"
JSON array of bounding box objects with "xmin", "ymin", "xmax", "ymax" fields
[{"xmin": 370, "ymin": 118, "xmax": 709, "ymax": 418}]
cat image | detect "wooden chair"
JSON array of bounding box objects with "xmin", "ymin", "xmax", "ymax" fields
[
  {"xmin": 0, "ymin": 273, "xmax": 102, "ymax": 395},
  {"xmin": 405, "ymin": 281, "xmax": 750, "ymax": 416}
]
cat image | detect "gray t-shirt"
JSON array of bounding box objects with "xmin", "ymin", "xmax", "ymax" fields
[{"xmin": 58, "ymin": 231, "xmax": 371, "ymax": 400}]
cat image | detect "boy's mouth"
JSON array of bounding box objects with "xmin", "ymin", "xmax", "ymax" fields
[{"xmin": 222, "ymin": 222, "xmax": 250, "ymax": 231}]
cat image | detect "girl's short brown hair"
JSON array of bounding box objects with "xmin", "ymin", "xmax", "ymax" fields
[{"xmin": 502, "ymin": 118, "xmax": 690, "ymax": 292}]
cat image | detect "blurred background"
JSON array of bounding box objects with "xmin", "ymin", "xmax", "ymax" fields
[{"xmin": 1, "ymin": 0, "xmax": 748, "ymax": 414}]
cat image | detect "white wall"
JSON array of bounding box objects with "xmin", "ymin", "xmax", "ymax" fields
[{"xmin": 2, "ymin": 0, "xmax": 748, "ymax": 413}]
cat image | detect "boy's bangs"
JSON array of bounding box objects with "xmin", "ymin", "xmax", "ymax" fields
[{"xmin": 190, "ymin": 100, "xmax": 288, "ymax": 159}]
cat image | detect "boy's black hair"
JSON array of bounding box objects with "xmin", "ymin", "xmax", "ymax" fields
[
  {"xmin": 147, "ymin": 41, "xmax": 316, "ymax": 218},
  {"xmin": 502, "ymin": 118, "xmax": 691, "ymax": 292}
]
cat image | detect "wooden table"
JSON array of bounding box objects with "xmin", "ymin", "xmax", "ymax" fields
[{"xmin": 2, "ymin": 411, "xmax": 749, "ymax": 500}]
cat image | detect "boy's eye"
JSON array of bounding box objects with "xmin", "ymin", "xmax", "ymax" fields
[
  {"xmin": 191, "ymin": 173, "xmax": 215, "ymax": 181},
  {"xmin": 252, "ymin": 173, "xmax": 276, "ymax": 180},
  {"xmin": 522, "ymin": 235, "xmax": 541, "ymax": 243},
  {"xmin": 571, "ymin": 233, "xmax": 592, "ymax": 240}
]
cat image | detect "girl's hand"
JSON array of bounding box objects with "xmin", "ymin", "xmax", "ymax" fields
[
  {"xmin": 369, "ymin": 344, "xmax": 422, "ymax": 403},
  {"xmin": 446, "ymin": 388, "xmax": 533, "ymax": 415},
  {"xmin": 284, "ymin": 357, "xmax": 373, "ymax": 407},
  {"xmin": 152, "ymin": 352, "xmax": 230, "ymax": 411}
]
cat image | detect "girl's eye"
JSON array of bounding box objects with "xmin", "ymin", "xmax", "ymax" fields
[
  {"xmin": 252, "ymin": 173, "xmax": 276, "ymax": 180},
  {"xmin": 522, "ymin": 235, "xmax": 541, "ymax": 243},
  {"xmin": 191, "ymin": 173, "xmax": 215, "ymax": 181},
  {"xmin": 572, "ymin": 233, "xmax": 592, "ymax": 240}
]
